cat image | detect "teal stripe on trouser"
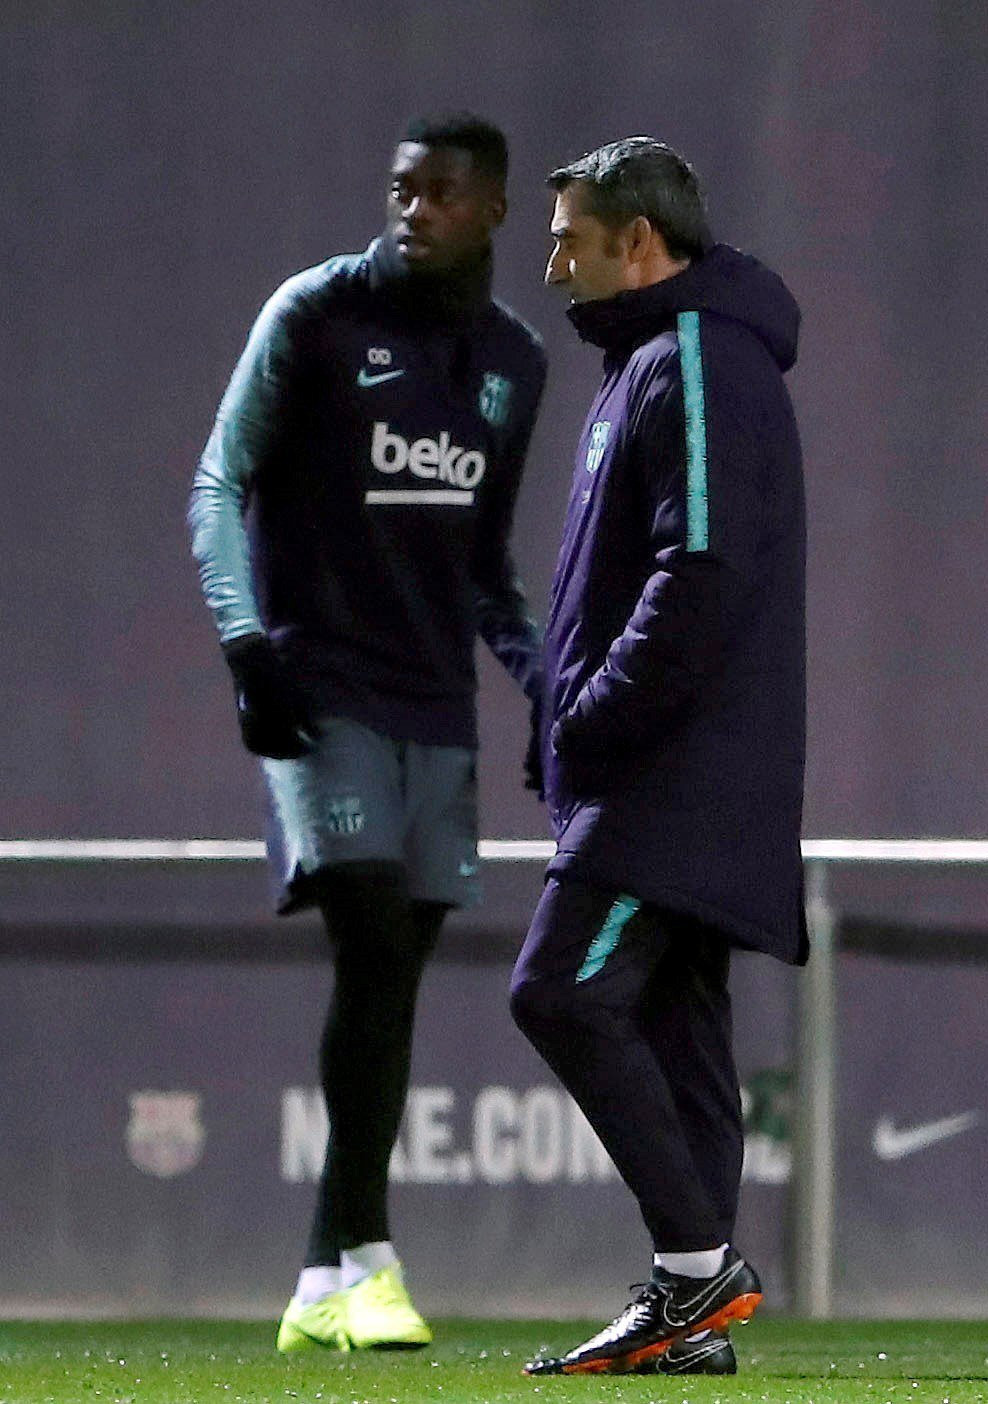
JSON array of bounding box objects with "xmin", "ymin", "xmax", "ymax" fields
[
  {"xmin": 677, "ymin": 310, "xmax": 709, "ymax": 552},
  {"xmin": 575, "ymin": 894, "xmax": 642, "ymax": 983}
]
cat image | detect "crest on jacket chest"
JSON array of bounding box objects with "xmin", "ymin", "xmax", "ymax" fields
[{"xmin": 585, "ymin": 420, "xmax": 612, "ymax": 474}]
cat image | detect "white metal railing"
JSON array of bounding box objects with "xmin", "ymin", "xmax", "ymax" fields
[
  {"xmin": 1, "ymin": 835, "xmax": 985, "ymax": 1317},
  {"xmin": 1, "ymin": 837, "xmax": 987, "ymax": 862}
]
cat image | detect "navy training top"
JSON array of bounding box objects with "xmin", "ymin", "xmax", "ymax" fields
[{"xmin": 190, "ymin": 235, "xmax": 546, "ymax": 747}]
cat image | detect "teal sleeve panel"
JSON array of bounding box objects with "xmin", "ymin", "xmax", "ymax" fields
[
  {"xmin": 189, "ymin": 293, "xmax": 295, "ymax": 644},
  {"xmin": 676, "ymin": 310, "xmax": 709, "ymax": 552}
]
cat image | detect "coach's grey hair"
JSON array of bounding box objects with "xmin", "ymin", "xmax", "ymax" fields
[{"xmin": 547, "ymin": 136, "xmax": 711, "ymax": 261}]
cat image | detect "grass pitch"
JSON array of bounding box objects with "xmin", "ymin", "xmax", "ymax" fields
[{"xmin": 1, "ymin": 1318, "xmax": 986, "ymax": 1404}]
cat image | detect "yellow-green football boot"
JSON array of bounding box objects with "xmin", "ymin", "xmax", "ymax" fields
[
  {"xmin": 276, "ymin": 1290, "xmax": 351, "ymax": 1353},
  {"xmin": 342, "ymin": 1264, "xmax": 432, "ymax": 1348}
]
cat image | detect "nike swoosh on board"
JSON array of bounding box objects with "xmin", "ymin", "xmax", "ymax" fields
[
  {"xmin": 357, "ymin": 367, "xmax": 405, "ymax": 387},
  {"xmin": 872, "ymin": 1110, "xmax": 981, "ymax": 1160}
]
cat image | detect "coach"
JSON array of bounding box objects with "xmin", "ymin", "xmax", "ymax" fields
[{"xmin": 513, "ymin": 137, "xmax": 806, "ymax": 1377}]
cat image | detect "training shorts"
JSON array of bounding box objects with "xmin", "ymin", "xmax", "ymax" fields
[{"xmin": 262, "ymin": 715, "xmax": 480, "ymax": 914}]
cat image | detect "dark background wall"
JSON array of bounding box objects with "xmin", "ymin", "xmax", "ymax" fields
[{"xmin": 2, "ymin": 1, "xmax": 986, "ymax": 901}]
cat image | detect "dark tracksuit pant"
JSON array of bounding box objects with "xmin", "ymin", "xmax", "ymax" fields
[{"xmin": 510, "ymin": 875, "xmax": 744, "ymax": 1252}]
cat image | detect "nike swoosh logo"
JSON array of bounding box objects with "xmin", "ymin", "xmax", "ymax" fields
[
  {"xmin": 660, "ymin": 1259, "xmax": 743, "ymax": 1330},
  {"xmin": 872, "ymin": 1111, "xmax": 980, "ymax": 1160},
  {"xmin": 357, "ymin": 367, "xmax": 405, "ymax": 387},
  {"xmin": 662, "ymin": 1337, "xmax": 730, "ymax": 1373}
]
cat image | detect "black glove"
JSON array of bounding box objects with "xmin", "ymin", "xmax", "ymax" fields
[
  {"xmin": 523, "ymin": 695, "xmax": 544, "ymax": 800},
  {"xmin": 222, "ymin": 633, "xmax": 316, "ymax": 760}
]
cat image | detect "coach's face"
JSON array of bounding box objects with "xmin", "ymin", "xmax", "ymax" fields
[
  {"xmin": 387, "ymin": 142, "xmax": 505, "ymax": 273},
  {"xmin": 545, "ymin": 182, "xmax": 632, "ymax": 303}
]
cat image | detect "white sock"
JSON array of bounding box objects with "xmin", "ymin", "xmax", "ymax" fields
[
  {"xmin": 653, "ymin": 1243, "xmax": 728, "ymax": 1278},
  {"xmin": 340, "ymin": 1240, "xmax": 398, "ymax": 1289},
  {"xmin": 294, "ymin": 1264, "xmax": 343, "ymax": 1305}
]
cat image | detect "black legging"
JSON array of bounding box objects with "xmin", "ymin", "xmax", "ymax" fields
[{"xmin": 304, "ymin": 862, "xmax": 447, "ymax": 1266}]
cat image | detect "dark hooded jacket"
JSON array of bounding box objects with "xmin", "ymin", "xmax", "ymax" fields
[{"xmin": 542, "ymin": 244, "xmax": 807, "ymax": 963}]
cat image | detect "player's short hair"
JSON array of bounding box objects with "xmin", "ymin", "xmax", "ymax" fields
[
  {"xmin": 401, "ymin": 112, "xmax": 509, "ymax": 187},
  {"xmin": 547, "ymin": 137, "xmax": 710, "ymax": 260}
]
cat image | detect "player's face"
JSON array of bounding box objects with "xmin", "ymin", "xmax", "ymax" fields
[
  {"xmin": 387, "ymin": 142, "xmax": 505, "ymax": 273},
  {"xmin": 545, "ymin": 183, "xmax": 632, "ymax": 303}
]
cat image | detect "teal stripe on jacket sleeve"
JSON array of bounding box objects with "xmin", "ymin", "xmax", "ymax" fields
[
  {"xmin": 676, "ymin": 310, "xmax": 709, "ymax": 552},
  {"xmin": 575, "ymin": 894, "xmax": 642, "ymax": 983}
]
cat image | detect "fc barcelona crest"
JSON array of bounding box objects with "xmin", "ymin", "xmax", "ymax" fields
[
  {"xmin": 126, "ymin": 1090, "xmax": 205, "ymax": 1178},
  {"xmin": 479, "ymin": 372, "xmax": 512, "ymax": 427},
  {"xmin": 585, "ymin": 420, "xmax": 611, "ymax": 473}
]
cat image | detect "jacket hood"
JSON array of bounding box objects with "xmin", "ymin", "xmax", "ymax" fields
[{"xmin": 566, "ymin": 243, "xmax": 800, "ymax": 372}]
